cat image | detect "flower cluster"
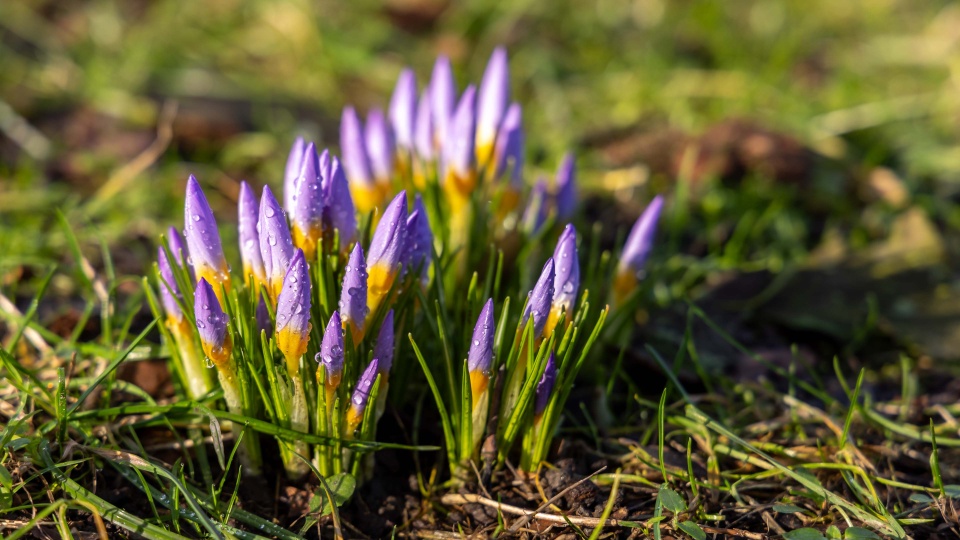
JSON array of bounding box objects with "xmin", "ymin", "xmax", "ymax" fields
[{"xmin": 150, "ymin": 48, "xmax": 665, "ymax": 483}]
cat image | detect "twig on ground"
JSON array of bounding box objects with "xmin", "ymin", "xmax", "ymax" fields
[{"xmin": 507, "ymin": 466, "xmax": 606, "ymax": 532}]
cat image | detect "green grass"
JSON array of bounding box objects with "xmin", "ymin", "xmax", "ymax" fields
[{"xmin": 3, "ymin": 0, "xmax": 960, "ymax": 538}]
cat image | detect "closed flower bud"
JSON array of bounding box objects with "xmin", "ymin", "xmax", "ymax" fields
[
  {"xmin": 429, "ymin": 56, "xmax": 456, "ymax": 151},
  {"xmin": 389, "ymin": 68, "xmax": 417, "ymax": 153},
  {"xmin": 544, "ymin": 225, "xmax": 579, "ymax": 338},
  {"xmin": 414, "ymin": 89, "xmax": 434, "ymax": 163},
  {"xmin": 339, "ymin": 243, "xmax": 368, "ymax": 345},
  {"xmin": 184, "ymin": 175, "xmax": 230, "ymax": 304},
  {"xmin": 467, "ymin": 299, "xmax": 495, "ymax": 408},
  {"xmin": 614, "ymin": 195, "xmax": 664, "ymax": 301},
  {"xmin": 521, "ymin": 178, "xmax": 548, "ymax": 236},
  {"xmin": 341, "ymin": 106, "xmax": 380, "ymax": 214},
  {"xmin": 534, "ymin": 352, "xmax": 557, "ymax": 423},
  {"xmin": 366, "ymin": 191, "xmax": 408, "ymax": 318},
  {"xmin": 403, "ymin": 194, "xmax": 433, "ymax": 282},
  {"xmin": 276, "ymin": 249, "xmax": 311, "ymax": 375},
  {"xmin": 494, "ymin": 103, "xmax": 524, "ymax": 185},
  {"xmin": 158, "ymin": 245, "xmax": 184, "ymax": 326},
  {"xmin": 322, "ymin": 154, "xmax": 358, "ymax": 251},
  {"xmin": 258, "ymin": 186, "xmax": 295, "ymax": 303},
  {"xmin": 373, "ymin": 309, "xmax": 395, "ymax": 376},
  {"xmin": 345, "ymin": 359, "xmax": 380, "ymax": 435},
  {"xmin": 292, "ymin": 143, "xmax": 325, "ymax": 261},
  {"xmin": 194, "ymin": 278, "xmax": 232, "ymax": 369},
  {"xmin": 476, "ymin": 47, "xmax": 509, "ymax": 169},
  {"xmin": 316, "ymin": 311, "xmax": 345, "ymax": 391},
  {"xmin": 522, "ymin": 258, "xmax": 556, "ymax": 340},
  {"xmin": 366, "ymin": 108, "xmax": 395, "ymax": 188},
  {"xmin": 442, "ymin": 85, "xmax": 477, "ymax": 205},
  {"xmin": 238, "ymin": 181, "xmax": 265, "ymax": 289}
]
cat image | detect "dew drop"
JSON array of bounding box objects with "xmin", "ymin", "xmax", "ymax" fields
[
  {"xmin": 265, "ymin": 207, "xmax": 276, "ymax": 218},
  {"xmin": 473, "ymin": 339, "xmax": 480, "ymax": 347},
  {"xmin": 197, "ymin": 320, "xmax": 206, "ymax": 329},
  {"xmin": 268, "ymin": 234, "xmax": 278, "ymax": 246},
  {"xmin": 193, "ymin": 214, "xmax": 201, "ymax": 222},
  {"xmin": 205, "ymin": 357, "xmax": 214, "ymax": 368},
  {"xmin": 562, "ymin": 281, "xmax": 575, "ymax": 294}
]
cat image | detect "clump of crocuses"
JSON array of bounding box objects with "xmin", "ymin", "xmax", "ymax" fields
[{"xmin": 148, "ymin": 47, "xmax": 664, "ymax": 488}]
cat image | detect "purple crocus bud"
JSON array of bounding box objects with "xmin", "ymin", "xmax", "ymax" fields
[
  {"xmin": 276, "ymin": 249, "xmax": 311, "ymax": 375},
  {"xmin": 614, "ymin": 195, "xmax": 664, "ymax": 301},
  {"xmin": 494, "ymin": 103, "xmax": 524, "ymax": 185},
  {"xmin": 373, "ymin": 309, "xmax": 395, "ymax": 376},
  {"xmin": 255, "ymin": 296, "xmax": 272, "ymax": 337},
  {"xmin": 339, "ymin": 243, "xmax": 368, "ymax": 345},
  {"xmin": 184, "ymin": 175, "xmax": 230, "ymax": 303},
  {"xmin": 554, "ymin": 153, "xmax": 577, "ymax": 220},
  {"xmin": 194, "ymin": 278, "xmax": 232, "ymax": 369},
  {"xmin": 168, "ymin": 226, "xmax": 187, "ymax": 265},
  {"xmin": 345, "ymin": 358, "xmax": 380, "ymax": 435},
  {"xmin": 442, "ymin": 85, "xmax": 477, "ymax": 202},
  {"xmin": 322, "ymin": 154, "xmax": 358, "ymax": 250},
  {"xmin": 429, "ymin": 55, "xmax": 456, "ymax": 150},
  {"xmin": 467, "ymin": 299, "xmax": 495, "ymax": 405},
  {"xmin": 158, "ymin": 246, "xmax": 183, "ymax": 325},
  {"xmin": 366, "ymin": 191, "xmax": 408, "ymax": 318},
  {"xmin": 365, "ymin": 108, "xmax": 395, "ymax": 185},
  {"xmin": 316, "ymin": 311, "xmax": 345, "ymax": 392},
  {"xmin": 403, "ymin": 194, "xmax": 433, "ymax": 280},
  {"xmin": 534, "ymin": 352, "xmax": 557, "ymax": 422},
  {"xmin": 545, "ymin": 225, "xmax": 579, "ymax": 338},
  {"xmin": 521, "ymin": 178, "xmax": 548, "ymax": 236},
  {"xmin": 258, "ymin": 185, "xmax": 295, "ymax": 303},
  {"xmin": 522, "ymin": 258, "xmax": 556, "ymax": 339},
  {"xmin": 292, "ymin": 143, "xmax": 325, "ymax": 261},
  {"xmin": 283, "ymin": 137, "xmax": 307, "ymax": 217},
  {"xmin": 476, "ymin": 47, "xmax": 509, "ymax": 169},
  {"xmin": 239, "ymin": 181, "xmax": 265, "ymax": 288},
  {"xmin": 389, "ymin": 68, "xmax": 417, "ymax": 153},
  {"xmin": 341, "ymin": 106, "xmax": 379, "ymax": 214},
  {"xmin": 414, "ymin": 90, "xmax": 434, "ymax": 163}
]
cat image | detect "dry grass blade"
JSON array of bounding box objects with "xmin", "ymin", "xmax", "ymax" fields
[{"xmin": 442, "ymin": 492, "xmax": 624, "ymax": 528}]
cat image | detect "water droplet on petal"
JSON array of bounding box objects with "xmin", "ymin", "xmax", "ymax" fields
[
  {"xmin": 193, "ymin": 214, "xmax": 201, "ymax": 222},
  {"xmin": 265, "ymin": 207, "xmax": 276, "ymax": 218},
  {"xmin": 205, "ymin": 357, "xmax": 214, "ymax": 368}
]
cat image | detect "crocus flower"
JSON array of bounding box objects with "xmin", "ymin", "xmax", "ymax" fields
[
  {"xmin": 443, "ymin": 85, "xmax": 477, "ymax": 206},
  {"xmin": 365, "ymin": 108, "xmax": 395, "ymax": 187},
  {"xmin": 373, "ymin": 309, "xmax": 395, "ymax": 376},
  {"xmin": 283, "ymin": 137, "xmax": 307, "ymax": 217},
  {"xmin": 554, "ymin": 153, "xmax": 577, "ymax": 221},
  {"xmin": 276, "ymin": 249, "xmax": 311, "ymax": 376},
  {"xmin": 194, "ymin": 278, "xmax": 232, "ymax": 369},
  {"xmin": 366, "ymin": 191, "xmax": 407, "ymax": 318},
  {"xmin": 184, "ymin": 175, "xmax": 230, "ymax": 303},
  {"xmin": 493, "ymin": 103, "xmax": 524, "ymax": 184},
  {"xmin": 545, "ymin": 225, "xmax": 579, "ymax": 338},
  {"xmin": 316, "ymin": 311, "xmax": 345, "ymax": 407},
  {"xmin": 238, "ymin": 181, "xmax": 265, "ymax": 289},
  {"xmin": 403, "ymin": 194, "xmax": 433, "ymax": 281},
  {"xmin": 614, "ymin": 195, "xmax": 664, "ymax": 302},
  {"xmin": 258, "ymin": 186, "xmax": 295, "ymax": 303},
  {"xmin": 158, "ymin": 245, "xmax": 186, "ymax": 332},
  {"xmin": 522, "ymin": 258, "xmax": 556, "ymax": 340},
  {"xmin": 414, "ymin": 90, "xmax": 434, "ymax": 163},
  {"xmin": 476, "ymin": 47, "xmax": 509, "ymax": 169},
  {"xmin": 339, "ymin": 243, "xmax": 368, "ymax": 345},
  {"xmin": 521, "ymin": 178, "xmax": 548, "ymax": 236},
  {"xmin": 534, "ymin": 352, "xmax": 557, "ymax": 424},
  {"xmin": 389, "ymin": 69, "xmax": 417, "ymax": 155},
  {"xmin": 168, "ymin": 226, "xmax": 187, "ymax": 265},
  {"xmin": 345, "ymin": 359, "xmax": 380, "ymax": 435},
  {"xmin": 322, "ymin": 154, "xmax": 358, "ymax": 250},
  {"xmin": 429, "ymin": 55, "xmax": 456, "ymax": 151},
  {"xmin": 468, "ymin": 299, "xmax": 495, "ymax": 408},
  {"xmin": 341, "ymin": 106, "xmax": 380, "ymax": 214},
  {"xmin": 292, "ymin": 143, "xmax": 325, "ymax": 261}
]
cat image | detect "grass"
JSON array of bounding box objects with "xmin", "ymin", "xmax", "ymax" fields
[{"xmin": 3, "ymin": 0, "xmax": 960, "ymax": 538}]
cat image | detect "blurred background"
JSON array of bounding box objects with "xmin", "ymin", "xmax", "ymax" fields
[{"xmin": 3, "ymin": 0, "xmax": 960, "ymax": 368}]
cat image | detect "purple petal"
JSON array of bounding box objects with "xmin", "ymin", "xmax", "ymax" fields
[
  {"xmin": 522, "ymin": 258, "xmax": 556, "ymax": 339},
  {"xmin": 551, "ymin": 224, "xmax": 579, "ymax": 311},
  {"xmin": 340, "ymin": 106, "xmax": 374, "ymax": 188},
  {"xmin": 443, "ymin": 85, "xmax": 477, "ymax": 181},
  {"xmin": 534, "ymin": 352, "xmax": 557, "ymax": 418},
  {"xmin": 554, "ymin": 153, "xmax": 577, "ymax": 220},
  {"xmin": 283, "ymin": 137, "xmax": 307, "ymax": 217},
  {"xmin": 476, "ymin": 47, "xmax": 509, "ymax": 151},
  {"xmin": 373, "ymin": 309, "xmax": 395, "ymax": 374},
  {"xmin": 365, "ymin": 108, "xmax": 395, "ymax": 183},
  {"xmin": 467, "ymin": 299, "xmax": 495, "ymax": 374},
  {"xmin": 389, "ymin": 68, "xmax": 417, "ymax": 152},
  {"xmin": 183, "ymin": 175, "xmax": 227, "ymax": 277},
  {"xmin": 620, "ymin": 195, "xmax": 664, "ymax": 273},
  {"xmin": 367, "ymin": 191, "xmax": 408, "ymax": 272},
  {"xmin": 239, "ymin": 181, "xmax": 265, "ymax": 282}
]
